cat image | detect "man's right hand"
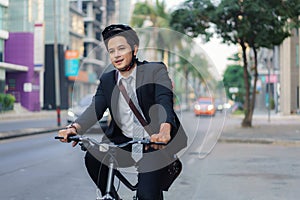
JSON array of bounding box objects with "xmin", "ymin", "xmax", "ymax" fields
[{"xmin": 58, "ymin": 123, "xmax": 80, "ymax": 147}]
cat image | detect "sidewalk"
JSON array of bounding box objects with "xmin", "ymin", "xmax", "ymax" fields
[
  {"xmin": 1, "ymin": 108, "xmax": 300, "ymax": 145},
  {"xmin": 0, "ymin": 104, "xmax": 66, "ymax": 121},
  {"xmin": 220, "ymin": 113, "xmax": 300, "ymax": 145},
  {"xmin": 0, "ymin": 109, "xmax": 67, "ymax": 140}
]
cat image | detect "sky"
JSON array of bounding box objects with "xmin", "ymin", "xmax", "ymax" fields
[
  {"xmin": 199, "ymin": 37, "xmax": 238, "ymax": 75},
  {"xmin": 132, "ymin": 0, "xmax": 238, "ymax": 75}
]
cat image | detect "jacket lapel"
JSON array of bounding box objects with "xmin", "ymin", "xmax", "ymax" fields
[
  {"xmin": 110, "ymin": 70, "xmax": 120, "ymax": 119},
  {"xmin": 136, "ymin": 62, "xmax": 144, "ymax": 106}
]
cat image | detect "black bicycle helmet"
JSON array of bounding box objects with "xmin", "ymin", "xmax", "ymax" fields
[{"xmin": 102, "ymin": 24, "xmax": 140, "ymax": 50}]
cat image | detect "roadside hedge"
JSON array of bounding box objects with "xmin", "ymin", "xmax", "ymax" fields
[{"xmin": 0, "ymin": 93, "xmax": 15, "ymax": 112}]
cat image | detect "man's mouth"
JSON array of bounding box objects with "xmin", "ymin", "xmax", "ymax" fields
[{"xmin": 115, "ymin": 59, "xmax": 123, "ymax": 65}]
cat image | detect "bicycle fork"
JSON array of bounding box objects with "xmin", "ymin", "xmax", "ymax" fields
[
  {"xmin": 106, "ymin": 161, "xmax": 115, "ymax": 196},
  {"xmin": 97, "ymin": 158, "xmax": 116, "ymax": 200}
]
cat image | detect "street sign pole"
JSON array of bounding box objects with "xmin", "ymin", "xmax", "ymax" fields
[
  {"xmin": 53, "ymin": 0, "xmax": 61, "ymax": 126},
  {"xmin": 268, "ymin": 64, "xmax": 271, "ymax": 122}
]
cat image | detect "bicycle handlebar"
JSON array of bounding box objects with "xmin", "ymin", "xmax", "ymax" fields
[{"xmin": 54, "ymin": 135, "xmax": 167, "ymax": 149}]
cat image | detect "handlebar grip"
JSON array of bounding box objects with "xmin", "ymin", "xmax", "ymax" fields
[
  {"xmin": 54, "ymin": 135, "xmax": 79, "ymax": 142},
  {"xmin": 148, "ymin": 141, "xmax": 167, "ymax": 146}
]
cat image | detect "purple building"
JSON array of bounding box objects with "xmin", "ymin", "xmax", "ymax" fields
[{"xmin": 5, "ymin": 33, "xmax": 40, "ymax": 111}]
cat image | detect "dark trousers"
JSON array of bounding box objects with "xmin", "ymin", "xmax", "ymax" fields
[{"xmin": 84, "ymin": 151, "xmax": 164, "ymax": 200}]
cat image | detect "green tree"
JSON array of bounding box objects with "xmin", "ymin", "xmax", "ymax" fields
[
  {"xmin": 0, "ymin": 93, "xmax": 15, "ymax": 111},
  {"xmin": 227, "ymin": 53, "xmax": 240, "ymax": 62},
  {"xmin": 170, "ymin": 0, "xmax": 300, "ymax": 127},
  {"xmin": 223, "ymin": 64, "xmax": 248, "ymax": 104}
]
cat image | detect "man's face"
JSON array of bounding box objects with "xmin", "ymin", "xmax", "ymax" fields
[{"xmin": 107, "ymin": 36, "xmax": 138, "ymax": 70}]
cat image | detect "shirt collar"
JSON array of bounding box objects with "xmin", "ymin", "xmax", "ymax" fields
[{"xmin": 117, "ymin": 65, "xmax": 137, "ymax": 85}]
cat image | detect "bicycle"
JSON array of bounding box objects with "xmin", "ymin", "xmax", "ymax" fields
[{"xmin": 54, "ymin": 135, "xmax": 168, "ymax": 200}]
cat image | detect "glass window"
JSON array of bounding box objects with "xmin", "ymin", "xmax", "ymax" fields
[
  {"xmin": 70, "ymin": 13, "xmax": 84, "ymax": 35},
  {"xmin": 0, "ymin": 6, "xmax": 2, "ymax": 30},
  {"xmin": 0, "ymin": 5, "xmax": 8, "ymax": 30}
]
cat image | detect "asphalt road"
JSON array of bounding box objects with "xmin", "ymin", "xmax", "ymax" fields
[
  {"xmin": 1, "ymin": 112, "xmax": 300, "ymax": 199},
  {"xmin": 0, "ymin": 112, "xmax": 223, "ymax": 200},
  {"xmin": 1, "ymin": 133, "xmax": 300, "ymax": 200}
]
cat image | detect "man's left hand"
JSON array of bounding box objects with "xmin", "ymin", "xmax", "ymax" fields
[{"xmin": 150, "ymin": 123, "xmax": 171, "ymax": 149}]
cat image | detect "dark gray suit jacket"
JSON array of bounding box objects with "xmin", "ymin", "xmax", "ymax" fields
[{"xmin": 76, "ymin": 61, "xmax": 187, "ymax": 154}]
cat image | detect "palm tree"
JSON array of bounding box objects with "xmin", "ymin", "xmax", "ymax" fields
[
  {"xmin": 173, "ymin": 46, "xmax": 213, "ymax": 109},
  {"xmin": 131, "ymin": 0, "xmax": 171, "ymax": 61},
  {"xmin": 131, "ymin": 0, "xmax": 170, "ymax": 28}
]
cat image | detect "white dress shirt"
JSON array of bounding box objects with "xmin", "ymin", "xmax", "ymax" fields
[{"xmin": 116, "ymin": 67, "xmax": 149, "ymax": 139}]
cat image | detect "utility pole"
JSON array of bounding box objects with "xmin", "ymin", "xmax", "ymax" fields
[{"xmin": 53, "ymin": 0, "xmax": 61, "ymax": 126}]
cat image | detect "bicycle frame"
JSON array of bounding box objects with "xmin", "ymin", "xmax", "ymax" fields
[{"xmin": 55, "ymin": 135, "xmax": 165, "ymax": 200}]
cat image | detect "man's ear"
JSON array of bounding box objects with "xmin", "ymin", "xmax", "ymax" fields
[{"xmin": 133, "ymin": 45, "xmax": 138, "ymax": 56}]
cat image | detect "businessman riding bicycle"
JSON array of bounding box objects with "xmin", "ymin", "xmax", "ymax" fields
[{"xmin": 58, "ymin": 24, "xmax": 187, "ymax": 200}]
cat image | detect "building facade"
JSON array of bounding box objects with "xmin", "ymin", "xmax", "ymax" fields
[
  {"xmin": 4, "ymin": 0, "xmax": 44, "ymax": 111},
  {"xmin": 1, "ymin": 0, "xmax": 113, "ymax": 111},
  {"xmin": 280, "ymin": 28, "xmax": 300, "ymax": 115},
  {"xmin": 1, "ymin": 0, "xmax": 133, "ymax": 112},
  {"xmin": 0, "ymin": 0, "xmax": 10, "ymax": 93},
  {"xmin": 252, "ymin": 27, "xmax": 300, "ymax": 116},
  {"xmin": 67, "ymin": 0, "xmax": 116, "ymax": 108}
]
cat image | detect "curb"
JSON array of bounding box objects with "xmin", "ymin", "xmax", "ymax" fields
[
  {"xmin": 0, "ymin": 110, "xmax": 67, "ymax": 122},
  {"xmin": 0, "ymin": 127, "xmax": 61, "ymax": 140},
  {"xmin": 218, "ymin": 137, "xmax": 300, "ymax": 146}
]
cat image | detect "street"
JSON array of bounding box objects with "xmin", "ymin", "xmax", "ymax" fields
[{"xmin": 0, "ymin": 112, "xmax": 300, "ymax": 199}]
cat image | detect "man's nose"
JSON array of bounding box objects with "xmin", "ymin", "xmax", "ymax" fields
[{"xmin": 114, "ymin": 50, "xmax": 121, "ymax": 57}]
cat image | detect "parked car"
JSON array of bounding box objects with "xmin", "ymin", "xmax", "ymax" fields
[
  {"xmin": 194, "ymin": 97, "xmax": 216, "ymax": 116},
  {"xmin": 67, "ymin": 94, "xmax": 110, "ymax": 133}
]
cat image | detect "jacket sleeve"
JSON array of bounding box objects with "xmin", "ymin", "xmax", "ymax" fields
[
  {"xmin": 74, "ymin": 96, "xmax": 98, "ymax": 135},
  {"xmin": 153, "ymin": 63, "xmax": 178, "ymax": 135},
  {"xmin": 94, "ymin": 76, "xmax": 109, "ymax": 122},
  {"xmin": 75, "ymin": 73, "xmax": 110, "ymax": 135},
  {"xmin": 153, "ymin": 62, "xmax": 188, "ymax": 153}
]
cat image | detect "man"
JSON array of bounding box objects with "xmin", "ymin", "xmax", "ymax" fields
[{"xmin": 58, "ymin": 24, "xmax": 187, "ymax": 200}]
